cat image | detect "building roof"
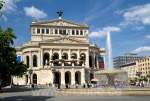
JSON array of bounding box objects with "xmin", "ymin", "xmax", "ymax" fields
[{"xmin": 30, "ymin": 19, "xmax": 89, "ymax": 28}]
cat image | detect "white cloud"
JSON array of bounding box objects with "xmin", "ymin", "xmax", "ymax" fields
[
  {"xmin": 89, "ymin": 26, "xmax": 121, "ymax": 38},
  {"xmin": 132, "ymin": 46, "xmax": 150, "ymax": 53},
  {"xmin": 121, "ymin": 3, "xmax": 150, "ymax": 26},
  {"xmin": 2, "ymin": 0, "xmax": 17, "ymax": 13},
  {"xmin": 24, "ymin": 6, "xmax": 47, "ymax": 19},
  {"xmin": 145, "ymin": 35, "xmax": 150, "ymax": 39}
]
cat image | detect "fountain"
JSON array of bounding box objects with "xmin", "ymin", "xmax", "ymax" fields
[{"xmin": 94, "ymin": 31, "xmax": 128, "ymax": 88}]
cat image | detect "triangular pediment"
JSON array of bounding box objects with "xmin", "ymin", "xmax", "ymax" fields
[
  {"xmin": 31, "ymin": 19, "xmax": 89, "ymax": 28},
  {"xmin": 44, "ymin": 37, "xmax": 87, "ymax": 44}
]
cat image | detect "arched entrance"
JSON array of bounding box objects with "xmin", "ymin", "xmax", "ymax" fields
[
  {"xmin": 75, "ymin": 71, "xmax": 81, "ymax": 85},
  {"xmin": 54, "ymin": 72, "xmax": 61, "ymax": 84},
  {"xmin": 65, "ymin": 71, "xmax": 71, "ymax": 84},
  {"xmin": 33, "ymin": 74, "xmax": 37, "ymax": 84}
]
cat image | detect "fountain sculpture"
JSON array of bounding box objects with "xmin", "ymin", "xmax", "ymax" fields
[{"xmin": 94, "ymin": 31, "xmax": 128, "ymax": 88}]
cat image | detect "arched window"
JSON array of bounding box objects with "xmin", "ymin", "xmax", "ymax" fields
[
  {"xmin": 71, "ymin": 53, "xmax": 77, "ymax": 59},
  {"xmin": 95, "ymin": 57, "xmax": 97, "ymax": 67},
  {"xmin": 80, "ymin": 53, "xmax": 86, "ymax": 62},
  {"xmin": 26, "ymin": 56, "xmax": 29, "ymax": 67},
  {"xmin": 62, "ymin": 53, "xmax": 68, "ymax": 60},
  {"xmin": 43, "ymin": 53, "xmax": 49, "ymax": 65},
  {"xmin": 33, "ymin": 55, "xmax": 37, "ymax": 67}
]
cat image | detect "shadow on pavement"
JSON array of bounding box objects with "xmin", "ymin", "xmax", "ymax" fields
[
  {"xmin": 0, "ymin": 95, "xmax": 55, "ymax": 101},
  {"xmin": 0, "ymin": 87, "xmax": 46, "ymax": 93}
]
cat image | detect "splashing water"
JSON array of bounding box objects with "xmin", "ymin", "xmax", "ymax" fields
[{"xmin": 105, "ymin": 31, "xmax": 113, "ymax": 70}]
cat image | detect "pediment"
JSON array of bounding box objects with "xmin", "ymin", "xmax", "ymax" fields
[
  {"xmin": 44, "ymin": 37, "xmax": 87, "ymax": 44},
  {"xmin": 31, "ymin": 19, "xmax": 89, "ymax": 28}
]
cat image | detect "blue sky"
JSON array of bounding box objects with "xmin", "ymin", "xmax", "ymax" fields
[{"xmin": 0, "ymin": 0, "xmax": 150, "ymax": 57}]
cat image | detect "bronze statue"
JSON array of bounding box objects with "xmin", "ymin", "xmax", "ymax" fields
[{"xmin": 57, "ymin": 10, "xmax": 63, "ymax": 17}]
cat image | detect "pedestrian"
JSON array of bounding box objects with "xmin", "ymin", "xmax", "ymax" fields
[{"xmin": 75, "ymin": 82, "xmax": 79, "ymax": 88}]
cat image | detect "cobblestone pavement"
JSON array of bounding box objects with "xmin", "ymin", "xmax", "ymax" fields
[{"xmin": 1, "ymin": 87, "xmax": 150, "ymax": 101}]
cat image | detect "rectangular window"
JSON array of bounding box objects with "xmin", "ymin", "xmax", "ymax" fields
[
  {"xmin": 42, "ymin": 29, "xmax": 45, "ymax": 34},
  {"xmin": 72, "ymin": 30, "xmax": 75, "ymax": 35},
  {"xmin": 63, "ymin": 30, "xmax": 66, "ymax": 35},
  {"xmin": 59, "ymin": 30, "xmax": 62, "ymax": 34},
  {"xmin": 46, "ymin": 29, "xmax": 49, "ymax": 34},
  {"xmin": 76, "ymin": 30, "xmax": 79, "ymax": 35},
  {"xmin": 80, "ymin": 30, "xmax": 83, "ymax": 35},
  {"xmin": 37, "ymin": 29, "xmax": 40, "ymax": 34},
  {"xmin": 55, "ymin": 29, "xmax": 58, "ymax": 34}
]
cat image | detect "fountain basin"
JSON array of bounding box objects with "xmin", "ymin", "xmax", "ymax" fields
[{"xmin": 94, "ymin": 70, "xmax": 128, "ymax": 88}]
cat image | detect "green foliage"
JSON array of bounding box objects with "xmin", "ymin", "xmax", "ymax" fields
[
  {"xmin": 0, "ymin": 0, "xmax": 5, "ymax": 16},
  {"xmin": 143, "ymin": 77, "xmax": 148, "ymax": 81},
  {"xmin": 0, "ymin": 27, "xmax": 28, "ymax": 84}
]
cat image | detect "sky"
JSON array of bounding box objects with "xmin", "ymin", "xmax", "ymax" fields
[{"xmin": 0, "ymin": 0, "xmax": 150, "ymax": 57}]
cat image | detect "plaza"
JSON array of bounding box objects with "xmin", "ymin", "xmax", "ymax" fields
[{"xmin": 1, "ymin": 86, "xmax": 150, "ymax": 101}]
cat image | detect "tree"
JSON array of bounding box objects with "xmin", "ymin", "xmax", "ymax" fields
[
  {"xmin": 0, "ymin": 0, "xmax": 5, "ymax": 16},
  {"xmin": 0, "ymin": 27, "xmax": 28, "ymax": 89}
]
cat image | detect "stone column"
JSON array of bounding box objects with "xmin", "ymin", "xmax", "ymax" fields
[
  {"xmin": 85, "ymin": 49, "xmax": 89, "ymax": 68},
  {"xmin": 29, "ymin": 51, "xmax": 32, "ymax": 67},
  {"xmin": 41, "ymin": 49, "xmax": 43, "ymax": 68},
  {"xmin": 93, "ymin": 53, "xmax": 96, "ymax": 69},
  {"xmin": 50, "ymin": 49, "xmax": 52, "ymax": 66},
  {"xmin": 61, "ymin": 68, "xmax": 65, "ymax": 85},
  {"xmin": 97, "ymin": 54, "xmax": 99, "ymax": 69},
  {"xmin": 81, "ymin": 68, "xmax": 85, "ymax": 84},
  {"xmin": 71, "ymin": 68, "xmax": 75, "ymax": 85},
  {"xmin": 38, "ymin": 50, "xmax": 40, "ymax": 68},
  {"xmin": 59, "ymin": 49, "xmax": 62, "ymax": 59}
]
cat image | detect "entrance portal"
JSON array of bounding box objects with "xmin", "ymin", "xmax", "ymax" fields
[
  {"xmin": 54, "ymin": 72, "xmax": 61, "ymax": 84},
  {"xmin": 65, "ymin": 72, "xmax": 71, "ymax": 84},
  {"xmin": 75, "ymin": 71, "xmax": 81, "ymax": 85}
]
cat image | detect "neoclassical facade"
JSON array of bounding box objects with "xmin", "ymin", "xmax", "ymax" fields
[{"xmin": 13, "ymin": 13, "xmax": 105, "ymax": 86}]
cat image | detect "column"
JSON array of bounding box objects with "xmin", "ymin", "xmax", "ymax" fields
[
  {"xmin": 38, "ymin": 50, "xmax": 40, "ymax": 68},
  {"xmin": 86, "ymin": 49, "xmax": 89, "ymax": 68},
  {"xmin": 68, "ymin": 49, "xmax": 71, "ymax": 60},
  {"xmin": 61, "ymin": 68, "xmax": 65, "ymax": 85},
  {"xmin": 41, "ymin": 49, "xmax": 43, "ymax": 68},
  {"xmin": 81, "ymin": 68, "xmax": 85, "ymax": 84},
  {"xmin": 59, "ymin": 49, "xmax": 62, "ymax": 59},
  {"xmin": 97, "ymin": 54, "xmax": 99, "ymax": 69},
  {"xmin": 77, "ymin": 49, "xmax": 80, "ymax": 60},
  {"xmin": 71, "ymin": 68, "xmax": 75, "ymax": 85},
  {"xmin": 29, "ymin": 51, "xmax": 32, "ymax": 67},
  {"xmin": 49, "ymin": 49, "xmax": 52, "ymax": 66},
  {"xmin": 93, "ymin": 53, "xmax": 96, "ymax": 69}
]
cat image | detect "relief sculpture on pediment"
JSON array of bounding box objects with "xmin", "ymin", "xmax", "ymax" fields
[
  {"xmin": 46, "ymin": 21, "xmax": 78, "ymax": 27},
  {"xmin": 54, "ymin": 38, "xmax": 77, "ymax": 43}
]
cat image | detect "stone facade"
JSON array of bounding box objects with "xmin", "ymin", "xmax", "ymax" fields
[
  {"xmin": 121, "ymin": 62, "xmax": 137, "ymax": 80},
  {"xmin": 13, "ymin": 15, "xmax": 105, "ymax": 86}
]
